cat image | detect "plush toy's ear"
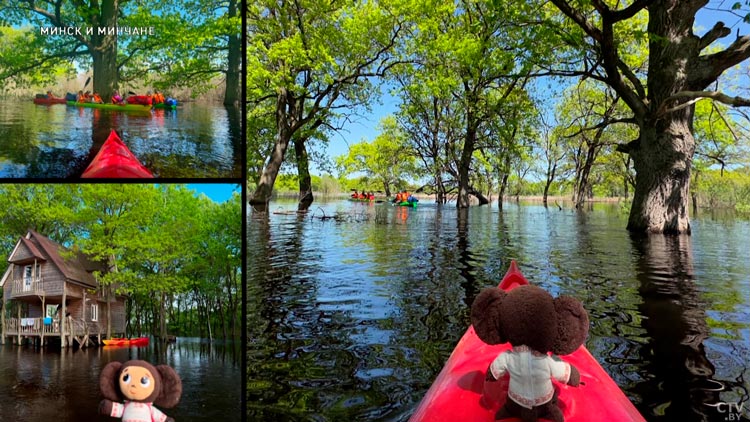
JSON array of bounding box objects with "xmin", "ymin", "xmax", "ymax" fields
[
  {"xmin": 154, "ymin": 365, "xmax": 182, "ymax": 408},
  {"xmin": 100, "ymin": 361, "xmax": 124, "ymax": 401},
  {"xmin": 552, "ymin": 295, "xmax": 589, "ymax": 355},
  {"xmin": 471, "ymin": 287, "xmax": 507, "ymax": 345}
]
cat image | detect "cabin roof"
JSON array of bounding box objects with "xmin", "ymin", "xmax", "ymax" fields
[
  {"xmin": 18, "ymin": 238, "xmax": 47, "ymax": 261},
  {"xmin": 18, "ymin": 230, "xmax": 102, "ymax": 289}
]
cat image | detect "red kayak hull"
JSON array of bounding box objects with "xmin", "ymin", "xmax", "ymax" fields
[
  {"xmin": 33, "ymin": 97, "xmax": 67, "ymax": 105},
  {"xmin": 102, "ymin": 337, "xmax": 149, "ymax": 347},
  {"xmin": 81, "ymin": 129, "xmax": 154, "ymax": 178},
  {"xmin": 410, "ymin": 261, "xmax": 646, "ymax": 422}
]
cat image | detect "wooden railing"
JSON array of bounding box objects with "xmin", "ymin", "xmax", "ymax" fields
[
  {"xmin": 3, "ymin": 317, "xmax": 77, "ymax": 336},
  {"xmin": 11, "ymin": 277, "xmax": 44, "ymax": 295}
]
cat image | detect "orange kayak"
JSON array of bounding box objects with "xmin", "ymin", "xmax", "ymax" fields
[
  {"xmin": 410, "ymin": 261, "xmax": 646, "ymax": 422},
  {"xmin": 81, "ymin": 129, "xmax": 154, "ymax": 178},
  {"xmin": 102, "ymin": 337, "xmax": 149, "ymax": 347}
]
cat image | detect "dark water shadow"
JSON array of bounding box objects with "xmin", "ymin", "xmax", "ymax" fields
[{"xmin": 630, "ymin": 234, "xmax": 750, "ymax": 421}]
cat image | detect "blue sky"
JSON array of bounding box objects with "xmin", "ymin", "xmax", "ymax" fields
[
  {"xmin": 187, "ymin": 184, "xmax": 240, "ymax": 203},
  {"xmin": 311, "ymin": 5, "xmax": 750, "ymax": 175}
]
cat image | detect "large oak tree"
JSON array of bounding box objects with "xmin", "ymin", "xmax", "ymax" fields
[{"xmin": 547, "ymin": 0, "xmax": 750, "ymax": 233}]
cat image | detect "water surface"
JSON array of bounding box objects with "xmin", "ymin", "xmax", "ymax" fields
[
  {"xmin": 0, "ymin": 100, "xmax": 242, "ymax": 178},
  {"xmin": 248, "ymin": 199, "xmax": 750, "ymax": 422}
]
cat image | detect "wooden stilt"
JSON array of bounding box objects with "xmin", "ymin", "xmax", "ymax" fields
[{"xmin": 61, "ymin": 289, "xmax": 67, "ymax": 348}]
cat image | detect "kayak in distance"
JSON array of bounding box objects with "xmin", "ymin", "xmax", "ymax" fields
[
  {"xmin": 394, "ymin": 201, "xmax": 418, "ymax": 208},
  {"xmin": 153, "ymin": 103, "xmax": 177, "ymax": 109},
  {"xmin": 33, "ymin": 97, "xmax": 67, "ymax": 105},
  {"xmin": 102, "ymin": 337, "xmax": 150, "ymax": 347},
  {"xmin": 410, "ymin": 260, "xmax": 646, "ymax": 422},
  {"xmin": 66, "ymin": 100, "xmax": 152, "ymax": 113},
  {"xmin": 81, "ymin": 129, "xmax": 154, "ymax": 178}
]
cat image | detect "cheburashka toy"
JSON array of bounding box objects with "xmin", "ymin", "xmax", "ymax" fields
[
  {"xmin": 471, "ymin": 284, "xmax": 589, "ymax": 422},
  {"xmin": 99, "ymin": 360, "xmax": 182, "ymax": 422}
]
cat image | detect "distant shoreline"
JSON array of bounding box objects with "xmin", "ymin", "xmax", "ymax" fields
[{"xmin": 270, "ymin": 192, "xmax": 627, "ymax": 203}]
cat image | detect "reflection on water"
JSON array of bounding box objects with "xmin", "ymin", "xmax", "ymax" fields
[
  {"xmin": 248, "ymin": 200, "xmax": 750, "ymax": 422},
  {"xmin": 0, "ymin": 100, "xmax": 241, "ymax": 177},
  {"xmin": 0, "ymin": 338, "xmax": 241, "ymax": 421}
]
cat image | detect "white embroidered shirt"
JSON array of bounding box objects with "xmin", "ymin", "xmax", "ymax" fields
[
  {"xmin": 489, "ymin": 345, "xmax": 571, "ymax": 409},
  {"xmin": 109, "ymin": 401, "xmax": 169, "ymax": 422}
]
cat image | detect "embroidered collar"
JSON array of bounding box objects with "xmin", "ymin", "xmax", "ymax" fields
[{"xmin": 512, "ymin": 345, "xmax": 547, "ymax": 357}]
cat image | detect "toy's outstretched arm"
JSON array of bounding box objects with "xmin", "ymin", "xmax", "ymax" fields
[
  {"xmin": 567, "ymin": 364, "xmax": 581, "ymax": 386},
  {"xmin": 150, "ymin": 404, "xmax": 174, "ymax": 422},
  {"xmin": 99, "ymin": 399, "xmax": 124, "ymax": 417}
]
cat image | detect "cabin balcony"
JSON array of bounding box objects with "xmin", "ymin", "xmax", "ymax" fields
[
  {"xmin": 2, "ymin": 316, "xmax": 103, "ymax": 348},
  {"xmin": 4, "ymin": 317, "xmax": 61, "ymax": 336},
  {"xmin": 9, "ymin": 277, "xmax": 46, "ymax": 298}
]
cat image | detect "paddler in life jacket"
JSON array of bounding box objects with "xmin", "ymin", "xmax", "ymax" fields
[
  {"xmin": 351, "ymin": 190, "xmax": 359, "ymax": 199},
  {"xmin": 393, "ymin": 191, "xmax": 403, "ymax": 203},
  {"xmin": 76, "ymin": 90, "xmax": 86, "ymax": 102},
  {"xmin": 111, "ymin": 90, "xmax": 123, "ymax": 104},
  {"xmin": 151, "ymin": 90, "xmax": 164, "ymax": 105},
  {"xmin": 46, "ymin": 90, "xmax": 56, "ymax": 99},
  {"xmin": 368, "ymin": 192, "xmax": 375, "ymax": 200},
  {"xmin": 91, "ymin": 92, "xmax": 103, "ymax": 104},
  {"xmin": 357, "ymin": 190, "xmax": 366, "ymax": 199}
]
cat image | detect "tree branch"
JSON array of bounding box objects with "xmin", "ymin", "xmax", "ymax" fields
[
  {"xmin": 657, "ymin": 90, "xmax": 750, "ymax": 116},
  {"xmin": 692, "ymin": 33, "xmax": 750, "ymax": 89},
  {"xmin": 699, "ymin": 21, "xmax": 731, "ymax": 51}
]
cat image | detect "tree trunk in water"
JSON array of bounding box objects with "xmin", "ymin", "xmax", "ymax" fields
[
  {"xmin": 498, "ymin": 173, "xmax": 509, "ymax": 211},
  {"xmin": 628, "ymin": 124, "xmax": 694, "ymax": 233},
  {"xmin": 294, "ymin": 138, "xmax": 314, "ymax": 210},
  {"xmin": 458, "ymin": 114, "xmax": 477, "ymax": 208},
  {"xmin": 250, "ymin": 91, "xmax": 294, "ymax": 207},
  {"xmin": 223, "ymin": 0, "xmax": 241, "ymax": 106},
  {"xmin": 691, "ymin": 171, "xmax": 700, "ymax": 215},
  {"xmin": 435, "ymin": 172, "xmax": 445, "ymax": 204},
  {"xmin": 160, "ymin": 291, "xmax": 167, "ymax": 344},
  {"xmin": 543, "ymin": 182, "xmax": 550, "ymax": 207},
  {"xmin": 90, "ymin": 1, "xmax": 119, "ymax": 99},
  {"xmin": 574, "ymin": 147, "xmax": 598, "ymax": 209},
  {"xmin": 469, "ymin": 186, "xmax": 489, "ymax": 205}
]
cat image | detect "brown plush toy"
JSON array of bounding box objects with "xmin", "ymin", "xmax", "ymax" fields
[
  {"xmin": 471, "ymin": 284, "xmax": 589, "ymax": 422},
  {"xmin": 99, "ymin": 360, "xmax": 182, "ymax": 422}
]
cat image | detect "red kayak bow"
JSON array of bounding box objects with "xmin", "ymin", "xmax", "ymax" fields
[
  {"xmin": 410, "ymin": 260, "xmax": 646, "ymax": 422},
  {"xmin": 81, "ymin": 129, "xmax": 154, "ymax": 178}
]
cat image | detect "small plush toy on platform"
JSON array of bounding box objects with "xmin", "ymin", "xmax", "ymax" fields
[
  {"xmin": 471, "ymin": 283, "xmax": 589, "ymax": 422},
  {"xmin": 99, "ymin": 360, "xmax": 182, "ymax": 422}
]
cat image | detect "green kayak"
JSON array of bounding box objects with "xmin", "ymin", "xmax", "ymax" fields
[
  {"xmin": 67, "ymin": 101, "xmax": 152, "ymax": 113},
  {"xmin": 153, "ymin": 103, "xmax": 177, "ymax": 110},
  {"xmin": 394, "ymin": 201, "xmax": 418, "ymax": 208}
]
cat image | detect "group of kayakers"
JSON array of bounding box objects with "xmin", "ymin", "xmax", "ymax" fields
[
  {"xmin": 351, "ymin": 190, "xmax": 376, "ymax": 200},
  {"xmin": 76, "ymin": 90, "xmax": 104, "ymax": 103},
  {"xmin": 393, "ymin": 190, "xmax": 418, "ymax": 204},
  {"xmin": 42, "ymin": 88, "xmax": 175, "ymax": 106}
]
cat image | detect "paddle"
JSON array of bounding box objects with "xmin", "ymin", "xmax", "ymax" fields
[{"xmin": 83, "ymin": 76, "xmax": 91, "ymax": 90}]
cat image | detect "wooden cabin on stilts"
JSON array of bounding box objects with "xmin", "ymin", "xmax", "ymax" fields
[{"xmin": 1, "ymin": 230, "xmax": 126, "ymax": 349}]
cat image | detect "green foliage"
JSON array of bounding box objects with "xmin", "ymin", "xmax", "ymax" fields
[
  {"xmin": 0, "ymin": 26, "xmax": 76, "ymax": 90},
  {"xmin": 335, "ymin": 116, "xmax": 418, "ymax": 194},
  {"xmin": 693, "ymin": 167, "xmax": 750, "ymax": 212}
]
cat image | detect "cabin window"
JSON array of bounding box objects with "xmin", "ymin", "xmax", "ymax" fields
[
  {"xmin": 91, "ymin": 303, "xmax": 99, "ymax": 322},
  {"xmin": 22, "ymin": 263, "xmax": 41, "ymax": 289}
]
